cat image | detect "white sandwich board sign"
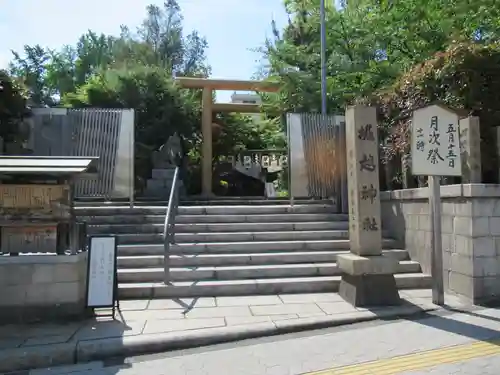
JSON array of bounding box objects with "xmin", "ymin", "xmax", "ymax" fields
[{"xmin": 411, "ymin": 104, "xmax": 461, "ymax": 176}]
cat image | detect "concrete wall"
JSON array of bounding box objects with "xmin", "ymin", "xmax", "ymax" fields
[
  {"xmin": 0, "ymin": 253, "xmax": 89, "ymax": 323},
  {"xmin": 381, "ymin": 184, "xmax": 500, "ymax": 305}
]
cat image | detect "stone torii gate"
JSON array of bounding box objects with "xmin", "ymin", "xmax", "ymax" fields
[{"xmin": 175, "ymin": 77, "xmax": 279, "ymax": 196}]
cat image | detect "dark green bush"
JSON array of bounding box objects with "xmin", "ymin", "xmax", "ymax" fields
[{"xmin": 363, "ymin": 42, "xmax": 500, "ymax": 182}]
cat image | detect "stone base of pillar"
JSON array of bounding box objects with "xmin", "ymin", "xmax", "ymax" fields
[
  {"xmin": 337, "ymin": 253, "xmax": 401, "ymax": 307},
  {"xmin": 339, "ymin": 274, "xmax": 401, "ymax": 307}
]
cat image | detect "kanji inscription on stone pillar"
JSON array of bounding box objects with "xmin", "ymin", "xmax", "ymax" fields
[
  {"xmin": 345, "ymin": 107, "xmax": 382, "ymax": 256},
  {"xmin": 337, "ymin": 105, "xmax": 400, "ymax": 307}
]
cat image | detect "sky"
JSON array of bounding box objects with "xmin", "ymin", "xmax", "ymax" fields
[{"xmin": 0, "ymin": 0, "xmax": 290, "ymax": 102}]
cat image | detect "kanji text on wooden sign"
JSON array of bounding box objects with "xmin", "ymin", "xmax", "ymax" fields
[{"xmin": 411, "ymin": 104, "xmax": 462, "ymax": 176}]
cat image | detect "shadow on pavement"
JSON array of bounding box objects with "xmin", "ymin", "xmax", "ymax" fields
[{"xmin": 406, "ymin": 303, "xmax": 500, "ymax": 344}]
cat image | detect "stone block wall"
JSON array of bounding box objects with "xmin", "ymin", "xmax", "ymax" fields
[
  {"xmin": 381, "ymin": 184, "xmax": 500, "ymax": 305},
  {"xmin": 0, "ymin": 253, "xmax": 89, "ymax": 323}
]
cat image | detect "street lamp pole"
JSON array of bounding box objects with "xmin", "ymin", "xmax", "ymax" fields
[{"xmin": 320, "ymin": 0, "xmax": 327, "ymax": 114}]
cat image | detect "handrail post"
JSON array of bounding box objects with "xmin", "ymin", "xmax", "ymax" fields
[{"xmin": 163, "ymin": 166, "xmax": 180, "ymax": 284}]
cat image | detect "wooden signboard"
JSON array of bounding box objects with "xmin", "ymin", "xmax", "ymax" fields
[
  {"xmin": 1, "ymin": 225, "xmax": 57, "ymax": 254},
  {"xmin": 0, "ymin": 184, "xmax": 70, "ymax": 221}
]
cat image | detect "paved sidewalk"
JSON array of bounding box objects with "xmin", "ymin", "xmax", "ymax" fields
[{"xmin": 0, "ymin": 290, "xmax": 467, "ymax": 373}]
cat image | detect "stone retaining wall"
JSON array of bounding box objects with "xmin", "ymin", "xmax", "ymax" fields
[
  {"xmin": 381, "ymin": 184, "xmax": 500, "ymax": 305},
  {"xmin": 0, "ymin": 253, "xmax": 89, "ymax": 323}
]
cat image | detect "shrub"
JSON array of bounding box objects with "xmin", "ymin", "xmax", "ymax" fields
[{"xmin": 363, "ymin": 42, "xmax": 500, "ymax": 182}]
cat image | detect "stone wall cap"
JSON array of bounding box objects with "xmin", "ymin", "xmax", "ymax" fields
[
  {"xmin": 0, "ymin": 252, "xmax": 87, "ymax": 265},
  {"xmin": 381, "ymin": 184, "xmax": 500, "ymax": 201}
]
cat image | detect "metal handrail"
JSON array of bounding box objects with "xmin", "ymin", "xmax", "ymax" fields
[{"xmin": 163, "ymin": 166, "xmax": 181, "ymax": 283}]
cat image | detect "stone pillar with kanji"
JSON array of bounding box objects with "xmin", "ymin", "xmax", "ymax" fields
[
  {"xmin": 460, "ymin": 116, "xmax": 481, "ymax": 183},
  {"xmin": 337, "ymin": 105, "xmax": 401, "ymax": 307}
]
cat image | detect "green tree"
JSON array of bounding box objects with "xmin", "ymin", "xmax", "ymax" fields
[
  {"xmin": 9, "ymin": 0, "xmax": 210, "ymax": 105},
  {"xmin": 0, "ymin": 70, "xmax": 30, "ymax": 148},
  {"xmin": 62, "ymin": 65, "xmax": 201, "ymax": 181},
  {"xmin": 9, "ymin": 45, "xmax": 53, "ymax": 106},
  {"xmin": 6, "ymin": 0, "xmax": 284, "ymax": 194},
  {"xmin": 261, "ymin": 0, "xmax": 500, "ymax": 115}
]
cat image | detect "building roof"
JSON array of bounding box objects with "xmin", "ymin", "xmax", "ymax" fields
[{"xmin": 0, "ymin": 156, "xmax": 99, "ymax": 176}]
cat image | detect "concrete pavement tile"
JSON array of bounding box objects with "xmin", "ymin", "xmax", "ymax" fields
[
  {"xmin": 315, "ymin": 301, "xmax": 358, "ymax": 315},
  {"xmin": 250, "ymin": 303, "xmax": 324, "ymax": 316},
  {"xmin": 216, "ymin": 295, "xmax": 282, "ymax": 307},
  {"xmin": 143, "ymin": 317, "xmax": 226, "ymax": 334},
  {"xmin": 26, "ymin": 323, "xmax": 83, "ymax": 337},
  {"xmin": 0, "ymin": 325, "xmax": 26, "ymax": 338},
  {"xmin": 120, "ymin": 309, "xmax": 185, "ymax": 321},
  {"xmin": 467, "ymin": 308, "xmax": 500, "ymax": 320},
  {"xmin": 185, "ymin": 306, "xmax": 252, "ymax": 318},
  {"xmin": 279, "ymin": 293, "xmax": 345, "ymax": 304},
  {"xmin": 401, "ymin": 289, "xmax": 433, "ymax": 299},
  {"xmin": 0, "ymin": 338, "xmax": 25, "ymax": 349},
  {"xmin": 0, "ymin": 323, "xmax": 83, "ymax": 342},
  {"xmin": 225, "ymin": 314, "xmax": 297, "ymax": 326},
  {"xmin": 297, "ymin": 312, "xmax": 327, "ymax": 318},
  {"xmin": 147, "ymin": 297, "xmax": 216, "ymax": 310},
  {"xmin": 30, "ymin": 361, "xmax": 104, "ymax": 375},
  {"xmin": 404, "ymin": 297, "xmax": 439, "ymax": 309},
  {"xmin": 118, "ymin": 300, "xmax": 150, "ymax": 311},
  {"xmin": 22, "ymin": 335, "xmax": 70, "ymax": 347},
  {"xmin": 73, "ymin": 319, "xmax": 146, "ymax": 341}
]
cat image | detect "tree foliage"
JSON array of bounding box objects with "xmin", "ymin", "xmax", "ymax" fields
[
  {"xmin": 0, "ymin": 70, "xmax": 30, "ymax": 146},
  {"xmin": 259, "ymin": 0, "xmax": 500, "ymax": 185},
  {"xmin": 7, "ymin": 0, "xmax": 284, "ymax": 193},
  {"xmin": 367, "ymin": 42, "xmax": 500, "ymax": 181},
  {"xmin": 63, "ymin": 65, "xmax": 201, "ymax": 181},
  {"xmin": 9, "ymin": 1, "xmax": 210, "ymax": 107},
  {"xmin": 262, "ymin": 0, "xmax": 500, "ymax": 114}
]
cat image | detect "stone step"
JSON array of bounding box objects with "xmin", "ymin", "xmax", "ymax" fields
[
  {"xmin": 146, "ymin": 178, "xmax": 173, "ymax": 190},
  {"xmin": 87, "ymin": 221, "xmax": 349, "ymax": 235},
  {"xmin": 78, "ymin": 215, "xmax": 167, "ymax": 225},
  {"xmin": 78, "ymin": 213, "xmax": 347, "ymax": 225},
  {"xmin": 176, "ymin": 213, "xmax": 347, "ymax": 223},
  {"xmin": 76, "ymin": 206, "xmax": 168, "ymax": 216},
  {"xmin": 118, "ymin": 273, "xmax": 432, "ymax": 299},
  {"xmin": 112, "ymin": 230, "xmax": 352, "ymax": 244},
  {"xmin": 74, "ymin": 198, "xmax": 334, "ymax": 207},
  {"xmin": 75, "ymin": 204, "xmax": 339, "ymax": 216},
  {"xmin": 142, "ymin": 189, "xmax": 171, "ymax": 199},
  {"xmin": 180, "ymin": 199, "xmax": 334, "ymax": 206},
  {"xmin": 117, "ymin": 249, "xmax": 410, "ymax": 268},
  {"xmin": 151, "ymin": 168, "xmax": 176, "ymax": 179},
  {"xmin": 117, "ymin": 239, "xmax": 400, "ymax": 255},
  {"xmin": 117, "ymin": 261, "xmax": 422, "ymax": 283}
]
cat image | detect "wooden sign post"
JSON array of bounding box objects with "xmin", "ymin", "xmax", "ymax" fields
[{"xmin": 411, "ymin": 104, "xmax": 462, "ymax": 306}]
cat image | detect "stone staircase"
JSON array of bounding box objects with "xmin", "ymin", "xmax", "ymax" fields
[{"xmin": 76, "ymin": 198, "xmax": 431, "ymax": 299}]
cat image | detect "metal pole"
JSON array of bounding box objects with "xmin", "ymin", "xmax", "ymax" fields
[
  {"xmin": 429, "ymin": 175, "xmax": 444, "ymax": 305},
  {"xmin": 320, "ymin": 0, "xmax": 327, "ymax": 115},
  {"xmin": 286, "ymin": 114, "xmax": 294, "ymax": 207}
]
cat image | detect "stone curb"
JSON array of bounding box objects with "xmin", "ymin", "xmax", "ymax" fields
[
  {"xmin": 0, "ymin": 342, "xmax": 77, "ymax": 374},
  {"xmin": 1, "ymin": 305, "xmax": 438, "ymax": 374}
]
